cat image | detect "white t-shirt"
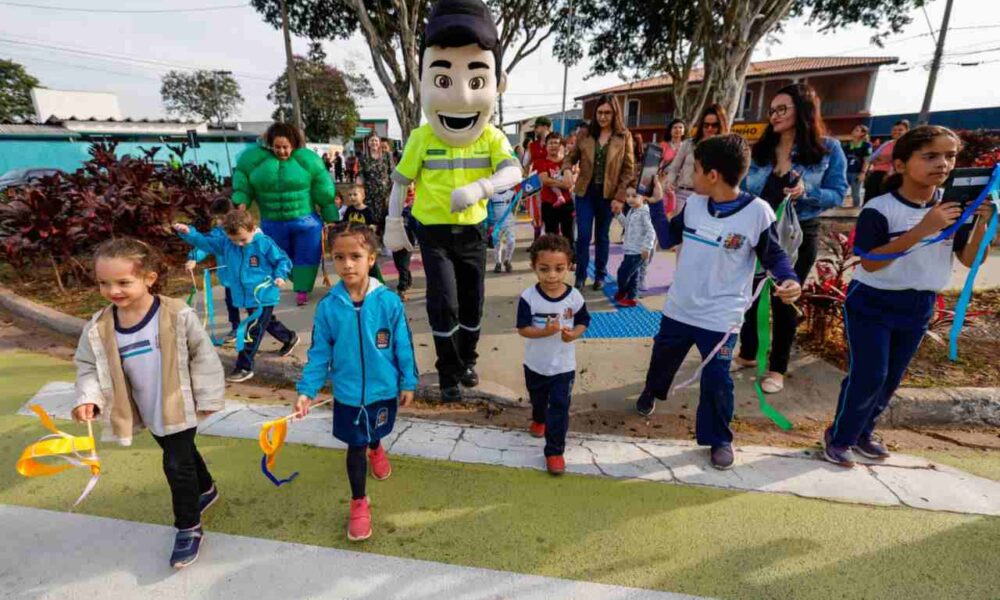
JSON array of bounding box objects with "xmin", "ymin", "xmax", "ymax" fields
[
  {"xmin": 852, "ymin": 191, "xmax": 973, "ymax": 292},
  {"xmin": 114, "ymin": 298, "xmax": 164, "ymax": 436},
  {"xmin": 663, "ymin": 193, "xmax": 778, "ymax": 333},
  {"xmin": 516, "ymin": 284, "xmax": 590, "ymax": 376}
]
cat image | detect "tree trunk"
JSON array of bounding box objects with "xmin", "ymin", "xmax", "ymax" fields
[
  {"xmin": 280, "ymin": 0, "xmax": 304, "ymax": 131},
  {"xmin": 49, "ymin": 253, "xmax": 67, "ymax": 296}
]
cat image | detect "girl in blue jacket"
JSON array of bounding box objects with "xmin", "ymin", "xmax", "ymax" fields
[{"xmin": 295, "ymin": 223, "xmax": 418, "ymax": 542}]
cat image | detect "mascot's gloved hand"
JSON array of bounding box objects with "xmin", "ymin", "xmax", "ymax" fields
[
  {"xmin": 383, "ymin": 217, "xmax": 413, "ymax": 252},
  {"xmin": 450, "ymin": 178, "xmax": 495, "ymax": 214}
]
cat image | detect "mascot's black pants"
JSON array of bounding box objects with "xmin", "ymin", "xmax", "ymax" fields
[{"xmin": 414, "ymin": 222, "xmax": 486, "ymax": 389}]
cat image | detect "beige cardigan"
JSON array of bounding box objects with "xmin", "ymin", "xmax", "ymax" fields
[{"xmin": 74, "ymin": 295, "xmax": 225, "ymax": 445}]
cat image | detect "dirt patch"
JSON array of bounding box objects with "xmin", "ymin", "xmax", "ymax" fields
[
  {"xmin": 0, "ymin": 263, "xmax": 194, "ymax": 320},
  {"xmin": 801, "ymin": 288, "xmax": 1000, "ymax": 388}
]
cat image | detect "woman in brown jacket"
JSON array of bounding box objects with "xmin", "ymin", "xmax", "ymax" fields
[{"xmin": 562, "ymin": 95, "xmax": 635, "ymax": 290}]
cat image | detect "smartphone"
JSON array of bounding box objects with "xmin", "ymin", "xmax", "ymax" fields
[
  {"xmin": 636, "ymin": 144, "xmax": 664, "ymax": 197},
  {"xmin": 942, "ymin": 167, "xmax": 993, "ymax": 210}
]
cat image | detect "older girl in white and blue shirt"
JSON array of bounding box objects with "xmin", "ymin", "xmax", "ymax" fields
[{"xmin": 824, "ymin": 126, "xmax": 994, "ymax": 467}]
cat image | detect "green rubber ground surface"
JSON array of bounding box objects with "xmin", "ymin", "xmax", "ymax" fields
[{"xmin": 2, "ymin": 350, "xmax": 998, "ymax": 600}]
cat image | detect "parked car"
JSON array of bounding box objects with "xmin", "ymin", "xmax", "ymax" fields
[{"xmin": 0, "ymin": 168, "xmax": 63, "ymax": 193}]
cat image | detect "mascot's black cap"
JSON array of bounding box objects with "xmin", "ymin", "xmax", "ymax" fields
[{"xmin": 424, "ymin": 0, "xmax": 498, "ymax": 50}]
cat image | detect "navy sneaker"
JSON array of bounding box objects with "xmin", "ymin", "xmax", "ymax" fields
[
  {"xmin": 853, "ymin": 435, "xmax": 890, "ymax": 460},
  {"xmin": 278, "ymin": 333, "xmax": 300, "ymax": 357},
  {"xmin": 710, "ymin": 445, "xmax": 735, "ymax": 470},
  {"xmin": 635, "ymin": 391, "xmax": 656, "ymax": 417},
  {"xmin": 822, "ymin": 428, "xmax": 856, "ymax": 468},
  {"xmin": 198, "ymin": 485, "xmax": 219, "ymax": 516},
  {"xmin": 170, "ymin": 526, "xmax": 203, "ymax": 569}
]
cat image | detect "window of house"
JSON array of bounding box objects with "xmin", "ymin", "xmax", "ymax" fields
[
  {"xmin": 626, "ymin": 99, "xmax": 640, "ymax": 128},
  {"xmin": 739, "ymin": 87, "xmax": 755, "ymax": 121}
]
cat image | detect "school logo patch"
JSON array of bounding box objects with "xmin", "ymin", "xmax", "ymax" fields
[
  {"xmin": 375, "ymin": 328, "xmax": 391, "ymax": 349},
  {"xmin": 562, "ymin": 307, "xmax": 574, "ymax": 320},
  {"xmin": 248, "ymin": 255, "xmax": 260, "ymax": 267},
  {"xmin": 718, "ymin": 345, "xmax": 732, "ymax": 360},
  {"xmin": 722, "ymin": 233, "xmax": 746, "ymax": 250},
  {"xmin": 375, "ymin": 407, "xmax": 389, "ymax": 429}
]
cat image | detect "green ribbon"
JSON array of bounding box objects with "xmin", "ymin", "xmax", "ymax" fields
[{"xmin": 752, "ymin": 198, "xmax": 793, "ymax": 431}]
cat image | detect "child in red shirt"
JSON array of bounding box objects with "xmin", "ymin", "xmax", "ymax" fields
[{"xmin": 535, "ymin": 132, "xmax": 575, "ymax": 246}]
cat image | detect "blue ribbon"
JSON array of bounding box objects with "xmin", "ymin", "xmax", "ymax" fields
[
  {"xmin": 492, "ymin": 187, "xmax": 525, "ymax": 247},
  {"xmin": 854, "ymin": 165, "xmax": 1000, "ymax": 261},
  {"xmin": 949, "ymin": 192, "xmax": 999, "ymax": 361},
  {"xmin": 260, "ymin": 454, "xmax": 299, "ymax": 487},
  {"xmin": 202, "ymin": 269, "xmax": 224, "ymax": 347},
  {"xmin": 235, "ymin": 278, "xmax": 273, "ymax": 353}
]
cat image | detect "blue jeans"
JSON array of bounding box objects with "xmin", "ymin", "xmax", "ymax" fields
[
  {"xmin": 639, "ymin": 316, "xmax": 738, "ymax": 447},
  {"xmin": 616, "ymin": 253, "xmax": 643, "ymax": 299},
  {"xmin": 574, "ymin": 183, "xmax": 613, "ymax": 284},
  {"xmin": 525, "ymin": 367, "xmax": 575, "ymax": 457}
]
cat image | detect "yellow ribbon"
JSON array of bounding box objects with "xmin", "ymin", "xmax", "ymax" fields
[
  {"xmin": 258, "ymin": 399, "xmax": 332, "ymax": 487},
  {"xmin": 16, "ymin": 405, "xmax": 101, "ymax": 506}
]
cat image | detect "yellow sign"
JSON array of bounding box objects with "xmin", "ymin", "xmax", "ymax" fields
[{"xmin": 732, "ymin": 122, "xmax": 768, "ymax": 141}]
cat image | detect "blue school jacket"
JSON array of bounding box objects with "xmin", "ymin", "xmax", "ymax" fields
[
  {"xmin": 178, "ymin": 227, "xmax": 290, "ymax": 308},
  {"xmin": 297, "ymin": 279, "xmax": 418, "ymax": 407},
  {"xmin": 186, "ymin": 226, "xmax": 234, "ymax": 288}
]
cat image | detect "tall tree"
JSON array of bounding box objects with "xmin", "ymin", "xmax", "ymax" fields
[
  {"xmin": 160, "ymin": 70, "xmax": 244, "ymax": 126},
  {"xmin": 269, "ymin": 43, "xmax": 375, "ymax": 142},
  {"xmin": 581, "ymin": 0, "xmax": 928, "ymax": 127},
  {"xmin": 0, "ymin": 59, "xmax": 40, "ymax": 123},
  {"xmin": 250, "ymin": 0, "xmax": 568, "ymax": 138}
]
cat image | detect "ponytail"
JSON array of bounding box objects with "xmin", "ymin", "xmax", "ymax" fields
[{"xmin": 883, "ymin": 125, "xmax": 962, "ymax": 195}]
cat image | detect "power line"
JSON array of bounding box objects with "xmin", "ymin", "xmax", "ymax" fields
[{"xmin": 0, "ymin": 1, "xmax": 249, "ymax": 14}]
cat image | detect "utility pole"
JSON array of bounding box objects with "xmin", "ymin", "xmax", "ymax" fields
[
  {"xmin": 213, "ymin": 70, "xmax": 234, "ymax": 178},
  {"xmin": 918, "ymin": 0, "xmax": 954, "ymax": 125},
  {"xmin": 559, "ymin": 0, "xmax": 574, "ymax": 135},
  {"xmin": 280, "ymin": 0, "xmax": 304, "ymax": 132}
]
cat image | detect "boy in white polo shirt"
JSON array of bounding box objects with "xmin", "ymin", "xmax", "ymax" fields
[
  {"xmin": 516, "ymin": 234, "xmax": 590, "ymax": 475},
  {"xmin": 636, "ymin": 134, "xmax": 801, "ymax": 470}
]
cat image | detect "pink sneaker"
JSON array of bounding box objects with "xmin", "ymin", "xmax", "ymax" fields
[
  {"xmin": 296, "ymin": 291, "xmax": 308, "ymax": 306},
  {"xmin": 348, "ymin": 497, "xmax": 372, "ymax": 541},
  {"xmin": 368, "ymin": 445, "xmax": 392, "ymax": 481}
]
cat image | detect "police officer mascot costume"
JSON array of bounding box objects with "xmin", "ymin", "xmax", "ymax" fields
[{"xmin": 383, "ymin": 0, "xmax": 521, "ymax": 402}]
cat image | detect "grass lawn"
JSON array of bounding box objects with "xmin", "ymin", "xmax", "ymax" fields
[{"xmin": 2, "ymin": 350, "xmax": 999, "ymax": 600}]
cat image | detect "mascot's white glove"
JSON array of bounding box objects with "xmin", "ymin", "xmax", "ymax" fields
[
  {"xmin": 383, "ymin": 181, "xmax": 413, "ymax": 252},
  {"xmin": 450, "ymin": 178, "xmax": 494, "ymax": 214},
  {"xmin": 383, "ymin": 217, "xmax": 412, "ymax": 253}
]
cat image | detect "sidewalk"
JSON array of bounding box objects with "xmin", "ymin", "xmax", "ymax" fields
[
  {"xmin": 24, "ymin": 382, "xmax": 1000, "ymax": 516},
  {"xmin": 0, "ymin": 505, "xmax": 705, "ymax": 600}
]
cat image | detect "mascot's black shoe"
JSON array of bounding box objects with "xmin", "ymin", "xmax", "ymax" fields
[
  {"xmin": 460, "ymin": 367, "xmax": 479, "ymax": 388},
  {"xmin": 441, "ymin": 386, "xmax": 463, "ymax": 403}
]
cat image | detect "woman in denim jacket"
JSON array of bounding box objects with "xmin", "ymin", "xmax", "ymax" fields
[{"xmin": 736, "ymin": 83, "xmax": 848, "ymax": 394}]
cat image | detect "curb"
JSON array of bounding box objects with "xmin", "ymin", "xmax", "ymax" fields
[{"xmin": 0, "ymin": 286, "xmax": 524, "ymax": 409}]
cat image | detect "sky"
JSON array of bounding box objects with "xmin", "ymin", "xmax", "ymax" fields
[{"xmin": 2, "ymin": 0, "xmax": 999, "ymax": 139}]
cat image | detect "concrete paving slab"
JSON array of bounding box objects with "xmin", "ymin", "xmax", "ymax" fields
[
  {"xmin": 18, "ymin": 391, "xmax": 1000, "ymax": 516},
  {"xmin": 0, "ymin": 505, "xmax": 709, "ymax": 600}
]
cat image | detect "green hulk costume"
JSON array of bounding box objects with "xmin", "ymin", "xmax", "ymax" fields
[{"xmin": 231, "ymin": 146, "xmax": 338, "ymax": 293}]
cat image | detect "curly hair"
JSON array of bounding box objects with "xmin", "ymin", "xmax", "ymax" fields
[
  {"xmin": 529, "ymin": 233, "xmax": 574, "ymax": 265},
  {"xmin": 264, "ymin": 122, "xmax": 305, "ymax": 150}
]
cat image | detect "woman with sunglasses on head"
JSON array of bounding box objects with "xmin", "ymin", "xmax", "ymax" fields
[
  {"xmin": 735, "ymin": 82, "xmax": 848, "ymax": 394},
  {"xmin": 562, "ymin": 95, "xmax": 636, "ymax": 291},
  {"xmin": 666, "ymin": 104, "xmax": 729, "ymax": 215}
]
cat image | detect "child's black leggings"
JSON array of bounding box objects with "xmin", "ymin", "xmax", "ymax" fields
[{"xmin": 346, "ymin": 441, "xmax": 382, "ymax": 499}]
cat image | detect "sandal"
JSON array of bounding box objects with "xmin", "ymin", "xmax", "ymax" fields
[
  {"xmin": 731, "ymin": 357, "xmax": 758, "ymax": 371},
  {"xmin": 760, "ymin": 375, "xmax": 784, "ymax": 394}
]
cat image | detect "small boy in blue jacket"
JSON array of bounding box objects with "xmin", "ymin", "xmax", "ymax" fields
[
  {"xmin": 173, "ymin": 210, "xmax": 300, "ymax": 383},
  {"xmin": 184, "ymin": 196, "xmax": 240, "ymax": 344},
  {"xmin": 295, "ymin": 223, "xmax": 418, "ymax": 542}
]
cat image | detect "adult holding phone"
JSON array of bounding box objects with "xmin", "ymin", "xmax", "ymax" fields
[
  {"xmin": 562, "ymin": 95, "xmax": 635, "ymax": 291},
  {"xmin": 736, "ymin": 82, "xmax": 848, "ymax": 394},
  {"xmin": 666, "ymin": 104, "xmax": 729, "ymax": 215}
]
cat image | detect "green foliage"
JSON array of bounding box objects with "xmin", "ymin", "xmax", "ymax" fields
[
  {"xmin": 0, "ymin": 59, "xmax": 40, "ymax": 123},
  {"xmin": 160, "ymin": 70, "xmax": 244, "ymax": 124},
  {"xmin": 269, "ymin": 44, "xmax": 374, "ymax": 142}
]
